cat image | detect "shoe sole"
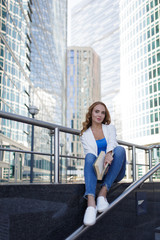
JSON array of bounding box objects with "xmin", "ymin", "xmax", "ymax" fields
[
  {"xmin": 83, "ymin": 219, "xmax": 96, "ymax": 226},
  {"xmin": 97, "ymin": 205, "xmax": 109, "ymax": 213}
]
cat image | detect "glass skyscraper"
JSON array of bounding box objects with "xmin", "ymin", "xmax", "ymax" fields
[
  {"xmin": 0, "ymin": 0, "xmax": 67, "ymax": 181},
  {"xmin": 120, "ymin": 0, "xmax": 160, "ymax": 178},
  {"xmin": 120, "ymin": 0, "xmax": 160, "ymax": 146},
  {"xmin": 70, "ymin": 0, "xmax": 120, "ymax": 119},
  {"xmin": 0, "ymin": 0, "xmax": 67, "ymax": 142}
]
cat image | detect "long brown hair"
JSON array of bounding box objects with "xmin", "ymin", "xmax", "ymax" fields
[{"xmin": 80, "ymin": 101, "xmax": 111, "ymax": 135}]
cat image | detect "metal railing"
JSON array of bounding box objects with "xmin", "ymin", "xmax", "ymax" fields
[
  {"xmin": 65, "ymin": 161, "xmax": 160, "ymax": 240},
  {"xmin": 0, "ymin": 110, "xmax": 159, "ymax": 183}
]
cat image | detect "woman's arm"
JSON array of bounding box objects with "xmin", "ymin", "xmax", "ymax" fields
[{"xmin": 106, "ymin": 124, "xmax": 118, "ymax": 153}]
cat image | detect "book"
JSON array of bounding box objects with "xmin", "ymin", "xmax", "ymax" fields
[{"xmin": 93, "ymin": 151, "xmax": 109, "ymax": 180}]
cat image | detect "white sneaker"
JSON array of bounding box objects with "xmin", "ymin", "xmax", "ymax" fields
[
  {"xmin": 97, "ymin": 196, "xmax": 109, "ymax": 213},
  {"xmin": 83, "ymin": 206, "xmax": 97, "ymax": 226}
]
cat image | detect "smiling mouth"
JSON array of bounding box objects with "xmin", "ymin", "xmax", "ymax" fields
[{"xmin": 97, "ymin": 118, "xmax": 101, "ymax": 121}]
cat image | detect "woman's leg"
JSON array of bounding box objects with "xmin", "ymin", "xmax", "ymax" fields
[
  {"xmin": 101, "ymin": 146, "xmax": 126, "ymax": 192},
  {"xmin": 84, "ymin": 153, "xmax": 97, "ymax": 206},
  {"xmin": 83, "ymin": 153, "xmax": 97, "ymax": 226}
]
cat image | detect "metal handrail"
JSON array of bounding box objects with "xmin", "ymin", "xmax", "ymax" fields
[
  {"xmin": 0, "ymin": 110, "xmax": 155, "ymax": 148},
  {"xmin": 0, "ymin": 110, "xmax": 159, "ymax": 183},
  {"xmin": 66, "ymin": 162, "xmax": 160, "ymax": 240},
  {"xmin": 0, "ymin": 110, "xmax": 80, "ymax": 135}
]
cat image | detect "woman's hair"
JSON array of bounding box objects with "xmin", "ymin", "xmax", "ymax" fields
[{"xmin": 80, "ymin": 101, "xmax": 111, "ymax": 135}]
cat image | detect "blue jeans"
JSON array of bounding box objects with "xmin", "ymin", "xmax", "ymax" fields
[{"xmin": 84, "ymin": 146, "xmax": 126, "ymax": 198}]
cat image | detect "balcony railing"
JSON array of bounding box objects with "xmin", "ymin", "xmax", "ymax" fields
[{"xmin": 0, "ymin": 110, "xmax": 159, "ymax": 184}]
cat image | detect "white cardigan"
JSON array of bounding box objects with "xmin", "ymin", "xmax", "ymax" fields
[{"xmin": 80, "ymin": 124, "xmax": 118, "ymax": 157}]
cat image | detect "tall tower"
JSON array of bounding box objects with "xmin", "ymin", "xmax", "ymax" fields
[
  {"xmin": 0, "ymin": 0, "xmax": 67, "ymax": 142},
  {"xmin": 120, "ymin": 0, "xmax": 160, "ymax": 146},
  {"xmin": 67, "ymin": 46, "xmax": 100, "ymax": 176},
  {"xmin": 120, "ymin": 0, "xmax": 160, "ymax": 179},
  {"xmin": 0, "ymin": 0, "xmax": 67, "ymax": 181}
]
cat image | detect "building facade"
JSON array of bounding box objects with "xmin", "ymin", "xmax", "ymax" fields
[
  {"xmin": 66, "ymin": 46, "xmax": 100, "ymax": 180},
  {"xmin": 70, "ymin": 0, "xmax": 120, "ymax": 119},
  {"xmin": 0, "ymin": 0, "xmax": 67, "ymax": 181},
  {"xmin": 120, "ymin": 0, "xmax": 160, "ymax": 178}
]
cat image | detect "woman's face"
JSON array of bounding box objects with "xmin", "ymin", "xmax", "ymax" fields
[{"xmin": 91, "ymin": 104, "xmax": 106, "ymax": 125}]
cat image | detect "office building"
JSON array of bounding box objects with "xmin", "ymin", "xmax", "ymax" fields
[
  {"xmin": 70, "ymin": 0, "xmax": 120, "ymax": 119},
  {"xmin": 0, "ymin": 0, "xmax": 67, "ymax": 181},
  {"xmin": 120, "ymin": 0, "xmax": 160, "ymax": 178},
  {"xmin": 66, "ymin": 46, "xmax": 100, "ymax": 180}
]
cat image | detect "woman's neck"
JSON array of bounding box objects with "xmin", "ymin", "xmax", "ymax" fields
[{"xmin": 91, "ymin": 123, "xmax": 102, "ymax": 130}]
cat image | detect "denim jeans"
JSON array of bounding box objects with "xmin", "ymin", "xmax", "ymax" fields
[{"xmin": 84, "ymin": 146, "xmax": 126, "ymax": 198}]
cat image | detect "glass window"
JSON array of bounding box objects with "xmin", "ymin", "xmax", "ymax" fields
[
  {"xmin": 151, "ymin": 128, "xmax": 154, "ymax": 134},
  {"xmin": 150, "ymin": 114, "xmax": 154, "ymax": 122},
  {"xmin": 158, "ymin": 82, "xmax": 160, "ymax": 90},
  {"xmin": 153, "ymin": 55, "xmax": 156, "ymax": 64},
  {"xmin": 147, "ymin": 30, "xmax": 150, "ymax": 38},
  {"xmin": 157, "ymin": 53, "xmax": 160, "ymax": 61},
  {"xmin": 151, "ymin": 14, "xmax": 154, "ymax": 23},
  {"xmin": 148, "ymin": 57, "xmax": 151, "ymax": 65},
  {"xmin": 154, "ymin": 98, "xmax": 158, "ymax": 106},
  {"xmin": 155, "ymin": 11, "xmax": 158, "ymax": 20},
  {"xmin": 147, "ymin": 17, "xmax": 150, "ymax": 25},
  {"xmin": 149, "ymin": 85, "xmax": 152, "ymax": 93},
  {"xmin": 150, "ymin": 99, "xmax": 153, "ymax": 108},
  {"xmin": 155, "ymin": 128, "xmax": 159, "ymax": 134},
  {"xmin": 155, "ymin": 0, "xmax": 158, "ymax": 5},
  {"xmin": 156, "ymin": 39, "xmax": 160, "ymax": 47},
  {"xmin": 155, "ymin": 113, "xmax": 158, "ymax": 121},
  {"xmin": 146, "ymin": 4, "xmax": 149, "ymax": 12},
  {"xmin": 152, "ymin": 41, "xmax": 155, "ymax": 50},
  {"xmin": 153, "ymin": 69, "xmax": 156, "ymax": 77},
  {"xmin": 149, "ymin": 71, "xmax": 152, "ymax": 79},
  {"xmin": 158, "ymin": 67, "xmax": 160, "ymax": 76},
  {"xmin": 151, "ymin": 27, "xmax": 154, "ymax": 36},
  {"xmin": 148, "ymin": 44, "xmax": 151, "ymax": 51},
  {"xmin": 154, "ymin": 83, "xmax": 157, "ymax": 92},
  {"xmin": 150, "ymin": 1, "xmax": 154, "ymax": 8},
  {"xmin": 156, "ymin": 25, "xmax": 159, "ymax": 34}
]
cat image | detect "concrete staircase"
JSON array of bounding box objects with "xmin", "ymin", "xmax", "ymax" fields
[{"xmin": 0, "ymin": 182, "xmax": 160, "ymax": 240}]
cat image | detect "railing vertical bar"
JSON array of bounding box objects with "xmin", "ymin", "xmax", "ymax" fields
[
  {"xmin": 132, "ymin": 145, "xmax": 136, "ymax": 181},
  {"xmin": 149, "ymin": 148, "xmax": 152, "ymax": 182},
  {"xmin": 50, "ymin": 133, "xmax": 53, "ymax": 183},
  {"xmin": 30, "ymin": 122, "xmax": 34, "ymax": 183},
  {"xmin": 54, "ymin": 127, "xmax": 59, "ymax": 183}
]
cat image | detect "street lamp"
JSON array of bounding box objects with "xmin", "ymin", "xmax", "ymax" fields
[
  {"xmin": 60, "ymin": 143, "xmax": 64, "ymax": 182},
  {"xmin": 28, "ymin": 105, "xmax": 39, "ymax": 183}
]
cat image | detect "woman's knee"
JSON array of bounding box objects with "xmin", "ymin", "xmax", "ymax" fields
[
  {"xmin": 114, "ymin": 146, "xmax": 126, "ymax": 162},
  {"xmin": 85, "ymin": 153, "xmax": 97, "ymax": 165},
  {"xmin": 114, "ymin": 146, "xmax": 125, "ymax": 155}
]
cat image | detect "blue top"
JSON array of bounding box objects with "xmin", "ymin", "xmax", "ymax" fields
[{"xmin": 96, "ymin": 138, "xmax": 107, "ymax": 155}]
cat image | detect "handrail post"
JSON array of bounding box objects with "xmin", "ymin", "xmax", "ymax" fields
[
  {"xmin": 132, "ymin": 145, "xmax": 136, "ymax": 181},
  {"xmin": 49, "ymin": 130, "xmax": 54, "ymax": 183},
  {"xmin": 149, "ymin": 148, "xmax": 152, "ymax": 182},
  {"xmin": 30, "ymin": 119, "xmax": 35, "ymax": 183},
  {"xmin": 54, "ymin": 127, "xmax": 59, "ymax": 183}
]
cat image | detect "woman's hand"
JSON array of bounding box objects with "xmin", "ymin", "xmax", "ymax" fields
[{"xmin": 104, "ymin": 151, "xmax": 113, "ymax": 167}]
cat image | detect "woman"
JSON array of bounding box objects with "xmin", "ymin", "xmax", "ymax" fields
[{"xmin": 80, "ymin": 101, "xmax": 126, "ymax": 226}]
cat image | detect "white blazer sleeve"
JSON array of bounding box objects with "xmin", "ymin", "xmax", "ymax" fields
[
  {"xmin": 80, "ymin": 134, "xmax": 89, "ymax": 156},
  {"xmin": 106, "ymin": 124, "xmax": 118, "ymax": 153}
]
